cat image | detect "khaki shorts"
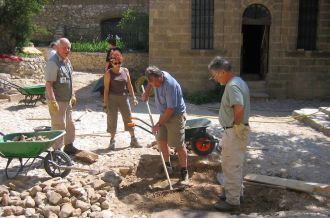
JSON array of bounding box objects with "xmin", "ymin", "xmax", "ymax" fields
[{"xmin": 157, "ymin": 113, "xmax": 186, "ymax": 148}]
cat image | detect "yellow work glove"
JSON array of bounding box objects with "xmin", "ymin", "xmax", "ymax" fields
[
  {"xmin": 103, "ymin": 104, "xmax": 108, "ymax": 113},
  {"xmin": 132, "ymin": 96, "xmax": 138, "ymax": 106},
  {"xmin": 48, "ymin": 100, "xmax": 59, "ymax": 113},
  {"xmin": 70, "ymin": 96, "xmax": 77, "ymax": 107},
  {"xmin": 234, "ymin": 124, "xmax": 249, "ymax": 140}
]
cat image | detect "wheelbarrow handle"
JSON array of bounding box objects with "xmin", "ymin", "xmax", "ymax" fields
[
  {"xmin": 131, "ymin": 117, "xmax": 152, "ymax": 127},
  {"xmin": 127, "ymin": 122, "xmax": 153, "ymax": 134}
]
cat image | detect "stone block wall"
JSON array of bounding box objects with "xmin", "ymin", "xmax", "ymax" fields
[
  {"xmin": 37, "ymin": 47, "xmax": 148, "ymax": 81},
  {"xmin": 149, "ymin": 0, "xmax": 229, "ymax": 92},
  {"xmin": 0, "ymin": 57, "xmax": 46, "ymax": 80},
  {"xmin": 266, "ymin": 0, "xmax": 330, "ymax": 99},
  {"xmin": 149, "ymin": 0, "xmax": 330, "ymax": 99},
  {"xmin": 33, "ymin": 0, "xmax": 148, "ymax": 43}
]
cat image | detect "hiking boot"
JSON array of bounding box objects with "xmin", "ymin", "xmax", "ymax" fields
[
  {"xmin": 179, "ymin": 169, "xmax": 189, "ymax": 185},
  {"xmin": 63, "ymin": 143, "xmax": 81, "ymax": 155},
  {"xmin": 218, "ymin": 190, "xmax": 244, "ymax": 203},
  {"xmin": 214, "ymin": 201, "xmax": 240, "ymax": 212},
  {"xmin": 130, "ymin": 137, "xmax": 142, "ymax": 148},
  {"xmin": 109, "ymin": 139, "xmax": 115, "ymax": 150}
]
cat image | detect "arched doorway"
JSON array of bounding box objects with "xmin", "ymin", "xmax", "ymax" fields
[{"xmin": 241, "ymin": 4, "xmax": 271, "ymax": 81}]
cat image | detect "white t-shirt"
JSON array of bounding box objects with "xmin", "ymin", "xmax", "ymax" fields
[{"xmin": 48, "ymin": 49, "xmax": 57, "ymax": 60}]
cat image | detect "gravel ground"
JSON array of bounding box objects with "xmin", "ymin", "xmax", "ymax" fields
[{"xmin": 0, "ymin": 71, "xmax": 329, "ymax": 217}]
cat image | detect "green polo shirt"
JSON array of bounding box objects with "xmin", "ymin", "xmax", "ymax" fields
[{"xmin": 219, "ymin": 77, "xmax": 250, "ymax": 127}]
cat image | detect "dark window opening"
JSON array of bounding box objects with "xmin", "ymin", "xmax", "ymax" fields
[
  {"xmin": 101, "ymin": 18, "xmax": 146, "ymax": 51},
  {"xmin": 297, "ymin": 0, "xmax": 318, "ymax": 50},
  {"xmin": 191, "ymin": 0, "xmax": 214, "ymax": 49}
]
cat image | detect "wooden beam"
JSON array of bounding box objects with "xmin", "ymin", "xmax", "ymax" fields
[{"xmin": 244, "ymin": 174, "xmax": 330, "ymax": 193}]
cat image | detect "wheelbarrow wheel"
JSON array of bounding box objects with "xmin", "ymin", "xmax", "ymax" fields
[
  {"xmin": 191, "ymin": 133, "xmax": 215, "ymax": 156},
  {"xmin": 44, "ymin": 150, "xmax": 72, "ymax": 178}
]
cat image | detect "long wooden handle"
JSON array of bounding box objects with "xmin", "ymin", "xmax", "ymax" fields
[{"xmin": 141, "ymin": 85, "xmax": 173, "ymax": 190}]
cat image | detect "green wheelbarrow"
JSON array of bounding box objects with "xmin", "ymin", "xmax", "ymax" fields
[
  {"xmin": 0, "ymin": 78, "xmax": 46, "ymax": 106},
  {"xmin": 0, "ymin": 130, "xmax": 72, "ymax": 179}
]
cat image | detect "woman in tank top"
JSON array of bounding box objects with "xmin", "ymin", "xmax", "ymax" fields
[{"xmin": 103, "ymin": 50, "xmax": 141, "ymax": 150}]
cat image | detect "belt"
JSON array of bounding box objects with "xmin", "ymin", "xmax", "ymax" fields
[{"xmin": 223, "ymin": 124, "xmax": 249, "ymax": 129}]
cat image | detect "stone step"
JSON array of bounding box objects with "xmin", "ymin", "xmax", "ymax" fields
[
  {"xmin": 292, "ymin": 108, "xmax": 330, "ymax": 137},
  {"xmin": 246, "ymin": 81, "xmax": 267, "ymax": 92},
  {"xmin": 319, "ymin": 107, "xmax": 330, "ymax": 116},
  {"xmin": 251, "ymin": 91, "xmax": 269, "ymax": 99},
  {"xmin": 246, "ymin": 81, "xmax": 269, "ymax": 100}
]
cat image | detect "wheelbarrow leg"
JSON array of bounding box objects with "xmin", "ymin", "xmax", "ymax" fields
[{"xmin": 5, "ymin": 158, "xmax": 24, "ymax": 179}]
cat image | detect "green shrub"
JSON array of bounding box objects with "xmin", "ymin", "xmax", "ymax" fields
[
  {"xmin": 184, "ymin": 84, "xmax": 225, "ymax": 105},
  {"xmin": 71, "ymin": 40, "xmax": 125, "ymax": 52}
]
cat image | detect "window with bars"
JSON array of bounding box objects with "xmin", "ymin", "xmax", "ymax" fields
[
  {"xmin": 191, "ymin": 0, "xmax": 214, "ymax": 49},
  {"xmin": 297, "ymin": 0, "xmax": 318, "ymax": 50}
]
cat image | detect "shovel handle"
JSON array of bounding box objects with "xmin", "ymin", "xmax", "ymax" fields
[
  {"xmin": 141, "ymin": 86, "xmax": 155, "ymax": 127},
  {"xmin": 141, "ymin": 85, "xmax": 173, "ymax": 190}
]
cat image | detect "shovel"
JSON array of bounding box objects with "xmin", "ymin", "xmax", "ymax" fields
[{"xmin": 141, "ymin": 86, "xmax": 174, "ymax": 191}]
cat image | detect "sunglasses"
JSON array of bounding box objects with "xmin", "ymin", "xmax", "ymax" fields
[{"xmin": 112, "ymin": 62, "xmax": 121, "ymax": 65}]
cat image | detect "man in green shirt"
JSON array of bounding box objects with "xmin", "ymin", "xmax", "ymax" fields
[{"xmin": 208, "ymin": 56, "xmax": 250, "ymax": 212}]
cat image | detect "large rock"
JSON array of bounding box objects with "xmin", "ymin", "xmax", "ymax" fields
[
  {"xmin": 24, "ymin": 196, "xmax": 35, "ymax": 208},
  {"xmin": 74, "ymin": 199, "xmax": 91, "ymax": 212},
  {"xmin": 2, "ymin": 193, "xmax": 10, "ymax": 206},
  {"xmin": 91, "ymin": 179, "xmax": 105, "ymax": 190},
  {"xmin": 0, "ymin": 185, "xmax": 9, "ymax": 196},
  {"xmin": 43, "ymin": 205, "xmax": 61, "ymax": 217},
  {"xmin": 55, "ymin": 183, "xmax": 70, "ymax": 197},
  {"xmin": 34, "ymin": 192, "xmax": 47, "ymax": 206},
  {"xmin": 89, "ymin": 210, "xmax": 113, "ymax": 218},
  {"xmin": 59, "ymin": 203, "xmax": 75, "ymax": 218},
  {"xmin": 29, "ymin": 185, "xmax": 42, "ymax": 197},
  {"xmin": 2, "ymin": 205, "xmax": 24, "ymax": 216},
  {"xmin": 101, "ymin": 171, "xmax": 122, "ymax": 187},
  {"xmin": 47, "ymin": 191, "xmax": 62, "ymax": 205},
  {"xmin": 25, "ymin": 207, "xmax": 36, "ymax": 217}
]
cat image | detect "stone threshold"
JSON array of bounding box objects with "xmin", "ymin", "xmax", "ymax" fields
[{"xmin": 292, "ymin": 107, "xmax": 330, "ymax": 137}]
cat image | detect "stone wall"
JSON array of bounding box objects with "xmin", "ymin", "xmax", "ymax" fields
[
  {"xmin": 149, "ymin": 0, "xmax": 330, "ymax": 99},
  {"xmin": 266, "ymin": 0, "xmax": 330, "ymax": 99},
  {"xmin": 33, "ymin": 0, "xmax": 149, "ymax": 43},
  {"xmin": 37, "ymin": 47, "xmax": 149, "ymax": 80},
  {"xmin": 0, "ymin": 57, "xmax": 46, "ymax": 80}
]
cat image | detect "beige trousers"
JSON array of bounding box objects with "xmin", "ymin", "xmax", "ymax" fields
[
  {"xmin": 221, "ymin": 127, "xmax": 249, "ymax": 205},
  {"xmin": 49, "ymin": 101, "xmax": 75, "ymax": 149}
]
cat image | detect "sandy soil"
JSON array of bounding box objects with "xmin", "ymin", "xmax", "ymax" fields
[{"xmin": 0, "ymin": 71, "xmax": 329, "ymax": 217}]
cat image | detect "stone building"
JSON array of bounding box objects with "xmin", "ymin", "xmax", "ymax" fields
[
  {"xmin": 149, "ymin": 0, "xmax": 330, "ymax": 99},
  {"xmin": 34, "ymin": 0, "xmax": 330, "ymax": 99},
  {"xmin": 34, "ymin": 0, "xmax": 148, "ymax": 43}
]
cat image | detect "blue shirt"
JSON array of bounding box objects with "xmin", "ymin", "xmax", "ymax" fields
[{"xmin": 154, "ymin": 71, "xmax": 186, "ymax": 114}]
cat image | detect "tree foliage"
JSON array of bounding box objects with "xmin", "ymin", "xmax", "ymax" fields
[
  {"xmin": 117, "ymin": 8, "xmax": 149, "ymax": 51},
  {"xmin": 0, "ymin": 0, "xmax": 48, "ymax": 53}
]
